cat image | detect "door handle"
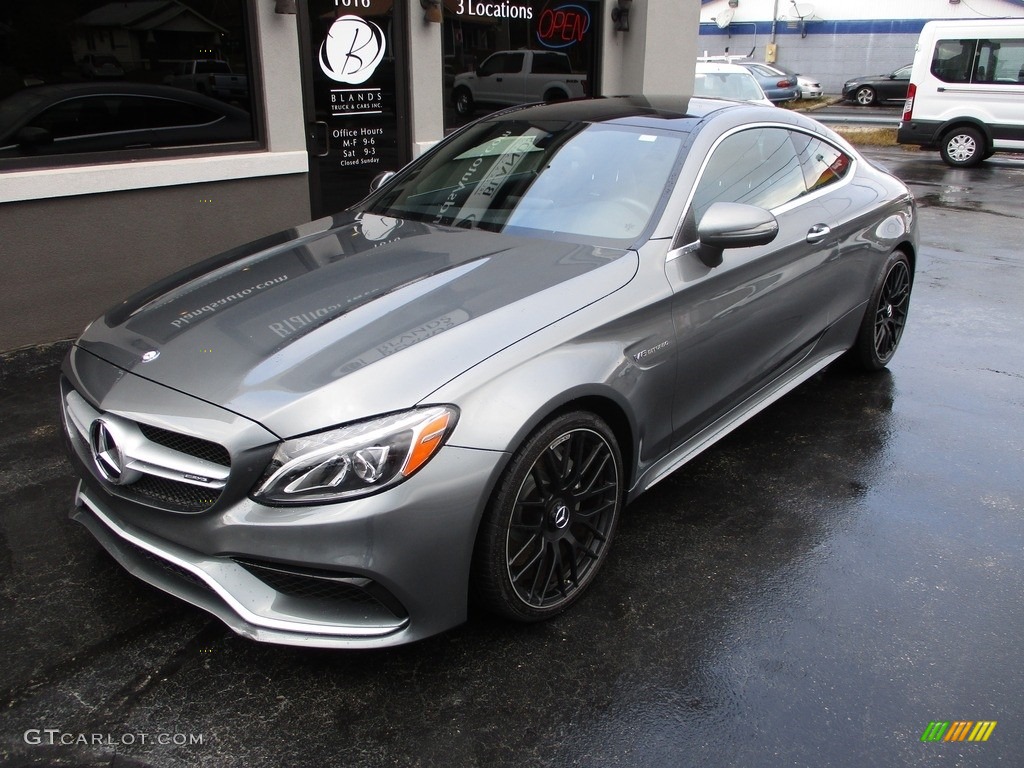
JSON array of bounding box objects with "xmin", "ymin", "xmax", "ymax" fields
[
  {"xmin": 806, "ymin": 224, "xmax": 832, "ymax": 243},
  {"xmin": 311, "ymin": 120, "xmax": 329, "ymax": 158}
]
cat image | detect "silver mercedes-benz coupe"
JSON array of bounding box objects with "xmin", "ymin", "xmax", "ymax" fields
[{"xmin": 61, "ymin": 96, "xmax": 917, "ymax": 648}]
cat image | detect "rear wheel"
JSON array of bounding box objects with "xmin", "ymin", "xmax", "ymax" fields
[
  {"xmin": 472, "ymin": 412, "xmax": 624, "ymax": 622},
  {"xmin": 940, "ymin": 126, "xmax": 985, "ymax": 168},
  {"xmin": 850, "ymin": 250, "xmax": 912, "ymax": 371}
]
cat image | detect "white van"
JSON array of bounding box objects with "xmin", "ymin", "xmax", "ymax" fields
[{"xmin": 898, "ymin": 19, "xmax": 1024, "ymax": 167}]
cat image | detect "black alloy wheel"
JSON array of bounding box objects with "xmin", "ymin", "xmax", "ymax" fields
[
  {"xmin": 472, "ymin": 412, "xmax": 623, "ymax": 621},
  {"xmin": 851, "ymin": 250, "xmax": 912, "ymax": 370}
]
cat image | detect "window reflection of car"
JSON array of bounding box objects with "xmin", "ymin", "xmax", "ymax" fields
[
  {"xmin": 694, "ymin": 62, "xmax": 774, "ymax": 106},
  {"xmin": 452, "ymin": 50, "xmax": 587, "ymax": 116},
  {"xmin": 0, "ymin": 83, "xmax": 252, "ymax": 158},
  {"xmin": 78, "ymin": 54, "xmax": 124, "ymax": 80}
]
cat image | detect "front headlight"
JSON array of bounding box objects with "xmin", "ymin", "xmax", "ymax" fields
[{"xmin": 252, "ymin": 406, "xmax": 458, "ymax": 505}]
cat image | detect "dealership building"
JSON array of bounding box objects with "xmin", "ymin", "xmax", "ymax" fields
[{"xmin": 1, "ymin": 0, "xmax": 1021, "ymax": 352}]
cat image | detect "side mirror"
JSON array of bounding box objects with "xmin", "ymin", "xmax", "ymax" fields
[
  {"xmin": 369, "ymin": 170, "xmax": 396, "ymax": 192},
  {"xmin": 696, "ymin": 202, "xmax": 779, "ymax": 268}
]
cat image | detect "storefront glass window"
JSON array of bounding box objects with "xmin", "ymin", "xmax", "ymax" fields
[
  {"xmin": 0, "ymin": 0, "xmax": 257, "ymax": 166},
  {"xmin": 442, "ymin": 0, "xmax": 601, "ymax": 131}
]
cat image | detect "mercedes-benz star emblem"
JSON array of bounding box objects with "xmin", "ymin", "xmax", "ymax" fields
[
  {"xmin": 141, "ymin": 350, "xmax": 160, "ymax": 363},
  {"xmin": 552, "ymin": 504, "xmax": 571, "ymax": 529},
  {"xmin": 90, "ymin": 420, "xmax": 127, "ymax": 484}
]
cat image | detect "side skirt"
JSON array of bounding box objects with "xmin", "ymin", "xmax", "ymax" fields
[{"xmin": 627, "ymin": 349, "xmax": 845, "ymax": 502}]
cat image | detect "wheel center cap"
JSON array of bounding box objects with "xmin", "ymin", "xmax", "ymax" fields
[
  {"xmin": 551, "ymin": 503, "xmax": 571, "ymax": 529},
  {"xmin": 885, "ymin": 304, "xmax": 894, "ymax": 318}
]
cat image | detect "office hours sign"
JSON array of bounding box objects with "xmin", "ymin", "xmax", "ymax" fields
[{"xmin": 305, "ymin": 0, "xmax": 405, "ymax": 214}]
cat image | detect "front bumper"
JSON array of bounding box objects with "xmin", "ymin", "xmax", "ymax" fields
[{"xmin": 62, "ymin": 347, "xmax": 506, "ymax": 648}]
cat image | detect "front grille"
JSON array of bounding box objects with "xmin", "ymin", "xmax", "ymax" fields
[
  {"xmin": 62, "ymin": 382, "xmax": 231, "ymax": 515},
  {"xmin": 123, "ymin": 475, "xmax": 222, "ymax": 514},
  {"xmin": 234, "ymin": 559, "xmax": 407, "ymax": 620},
  {"xmin": 139, "ymin": 424, "xmax": 230, "ymax": 467}
]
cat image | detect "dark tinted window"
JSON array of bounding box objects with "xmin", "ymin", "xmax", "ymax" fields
[
  {"xmin": 932, "ymin": 40, "xmax": 977, "ymax": 83},
  {"xmin": 531, "ymin": 53, "xmax": 572, "ymax": 74},
  {"xmin": 480, "ymin": 53, "xmax": 525, "ymax": 76}
]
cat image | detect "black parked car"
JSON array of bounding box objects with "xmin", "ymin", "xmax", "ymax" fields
[{"xmin": 842, "ymin": 65, "xmax": 912, "ymax": 106}]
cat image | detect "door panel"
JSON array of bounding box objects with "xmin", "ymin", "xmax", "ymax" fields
[{"xmin": 666, "ymin": 200, "xmax": 835, "ymax": 440}]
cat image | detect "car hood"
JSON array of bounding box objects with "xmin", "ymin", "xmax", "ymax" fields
[{"xmin": 76, "ymin": 212, "xmax": 637, "ymax": 437}]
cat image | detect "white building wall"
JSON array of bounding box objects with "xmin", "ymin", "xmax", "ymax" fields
[{"xmin": 697, "ymin": 0, "xmax": 1024, "ymax": 93}]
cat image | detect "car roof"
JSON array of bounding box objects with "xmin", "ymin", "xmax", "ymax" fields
[
  {"xmin": 479, "ymin": 95, "xmax": 738, "ymax": 133},
  {"xmin": 695, "ymin": 62, "xmax": 754, "ymax": 74}
]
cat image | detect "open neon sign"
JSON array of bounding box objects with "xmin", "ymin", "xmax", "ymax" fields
[{"xmin": 536, "ymin": 4, "xmax": 591, "ymax": 49}]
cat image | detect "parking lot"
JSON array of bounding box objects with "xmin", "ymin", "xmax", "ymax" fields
[{"xmin": 1, "ymin": 146, "xmax": 1022, "ymax": 768}]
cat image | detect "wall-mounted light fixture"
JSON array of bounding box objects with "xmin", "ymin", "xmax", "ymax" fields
[
  {"xmin": 611, "ymin": 0, "xmax": 632, "ymax": 32},
  {"xmin": 274, "ymin": 0, "xmax": 296, "ymax": 14},
  {"xmin": 421, "ymin": 0, "xmax": 443, "ymax": 23}
]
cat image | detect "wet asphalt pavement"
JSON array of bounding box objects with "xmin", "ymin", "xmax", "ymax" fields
[{"xmin": 1, "ymin": 148, "xmax": 1022, "ymax": 768}]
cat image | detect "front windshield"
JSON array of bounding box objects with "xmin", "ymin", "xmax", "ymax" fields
[{"xmin": 366, "ymin": 119, "xmax": 684, "ymax": 244}]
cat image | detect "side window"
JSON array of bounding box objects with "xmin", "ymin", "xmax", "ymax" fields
[
  {"xmin": 532, "ymin": 53, "xmax": 572, "ymax": 75},
  {"xmin": 977, "ymin": 39, "xmax": 1024, "ymax": 84},
  {"xmin": 689, "ymin": 127, "xmax": 805, "ymax": 225},
  {"xmin": 932, "ymin": 39, "xmax": 976, "ymax": 83},
  {"xmin": 31, "ymin": 97, "xmax": 116, "ymax": 138},
  {"xmin": 480, "ymin": 53, "xmax": 523, "ymax": 76},
  {"xmin": 119, "ymin": 97, "xmax": 220, "ymax": 130},
  {"xmin": 789, "ymin": 132, "xmax": 852, "ymax": 192}
]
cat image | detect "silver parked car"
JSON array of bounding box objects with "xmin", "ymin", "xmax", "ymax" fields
[{"xmin": 61, "ymin": 96, "xmax": 917, "ymax": 648}]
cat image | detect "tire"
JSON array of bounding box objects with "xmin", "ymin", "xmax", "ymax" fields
[
  {"xmin": 849, "ymin": 250, "xmax": 912, "ymax": 371},
  {"xmin": 472, "ymin": 411, "xmax": 624, "ymax": 622},
  {"xmin": 854, "ymin": 86, "xmax": 876, "ymax": 106},
  {"xmin": 543, "ymin": 88, "xmax": 567, "ymax": 103},
  {"xmin": 940, "ymin": 126, "xmax": 985, "ymax": 168},
  {"xmin": 453, "ymin": 87, "xmax": 474, "ymax": 117}
]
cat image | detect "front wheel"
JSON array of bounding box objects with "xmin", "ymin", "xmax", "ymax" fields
[
  {"xmin": 854, "ymin": 86, "xmax": 876, "ymax": 106},
  {"xmin": 472, "ymin": 412, "xmax": 624, "ymax": 622},
  {"xmin": 940, "ymin": 126, "xmax": 985, "ymax": 168},
  {"xmin": 849, "ymin": 250, "xmax": 912, "ymax": 371},
  {"xmin": 453, "ymin": 87, "xmax": 474, "ymax": 117}
]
